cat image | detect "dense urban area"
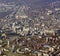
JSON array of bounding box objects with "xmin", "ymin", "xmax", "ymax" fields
[{"xmin": 0, "ymin": 0, "xmax": 60, "ymax": 56}]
